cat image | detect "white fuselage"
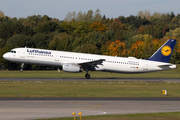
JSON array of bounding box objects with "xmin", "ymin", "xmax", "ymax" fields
[{"xmin": 3, "ymin": 47, "xmax": 176, "ymax": 73}]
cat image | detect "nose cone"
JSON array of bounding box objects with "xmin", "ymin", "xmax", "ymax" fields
[{"xmin": 3, "ymin": 53, "xmax": 8, "ymax": 60}]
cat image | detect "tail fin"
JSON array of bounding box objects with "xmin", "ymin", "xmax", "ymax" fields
[{"xmin": 147, "ymin": 39, "xmax": 176, "ymax": 63}]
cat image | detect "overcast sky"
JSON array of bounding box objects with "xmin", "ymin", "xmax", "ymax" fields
[{"xmin": 1, "ymin": 0, "xmax": 180, "ymax": 20}]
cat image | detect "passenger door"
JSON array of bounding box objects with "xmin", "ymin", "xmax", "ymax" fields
[
  {"xmin": 20, "ymin": 49, "xmax": 25, "ymax": 58},
  {"xmin": 55, "ymin": 53, "xmax": 59, "ymax": 61},
  {"xmin": 143, "ymin": 61, "xmax": 148, "ymax": 70}
]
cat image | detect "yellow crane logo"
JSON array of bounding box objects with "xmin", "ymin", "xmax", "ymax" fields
[{"xmin": 161, "ymin": 45, "xmax": 172, "ymax": 56}]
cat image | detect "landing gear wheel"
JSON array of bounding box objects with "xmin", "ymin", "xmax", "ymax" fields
[
  {"xmin": 85, "ymin": 73, "xmax": 90, "ymax": 79},
  {"xmin": 20, "ymin": 63, "xmax": 24, "ymax": 72}
]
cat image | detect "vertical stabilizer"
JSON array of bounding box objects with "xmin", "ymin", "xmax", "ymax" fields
[{"xmin": 147, "ymin": 39, "xmax": 176, "ymax": 63}]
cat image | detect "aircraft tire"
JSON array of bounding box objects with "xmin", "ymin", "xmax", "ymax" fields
[{"xmin": 85, "ymin": 73, "xmax": 90, "ymax": 79}]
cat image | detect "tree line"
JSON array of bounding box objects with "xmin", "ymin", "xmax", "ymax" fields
[{"xmin": 0, "ymin": 9, "xmax": 180, "ymax": 70}]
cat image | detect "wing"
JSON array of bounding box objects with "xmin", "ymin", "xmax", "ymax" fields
[{"xmin": 78, "ymin": 59, "xmax": 105, "ymax": 71}]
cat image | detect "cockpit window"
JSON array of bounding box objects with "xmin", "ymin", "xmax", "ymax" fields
[{"xmin": 9, "ymin": 51, "xmax": 16, "ymax": 53}]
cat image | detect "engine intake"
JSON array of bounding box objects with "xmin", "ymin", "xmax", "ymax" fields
[{"xmin": 63, "ymin": 64, "xmax": 83, "ymax": 73}]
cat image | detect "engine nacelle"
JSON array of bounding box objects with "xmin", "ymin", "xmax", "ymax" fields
[{"xmin": 62, "ymin": 64, "xmax": 83, "ymax": 73}]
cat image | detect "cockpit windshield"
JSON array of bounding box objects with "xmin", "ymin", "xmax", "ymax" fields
[{"xmin": 9, "ymin": 50, "xmax": 16, "ymax": 53}]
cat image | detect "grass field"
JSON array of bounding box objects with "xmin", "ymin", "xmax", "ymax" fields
[
  {"xmin": 36, "ymin": 112, "xmax": 180, "ymax": 120},
  {"xmin": 0, "ymin": 64, "xmax": 180, "ymax": 78},
  {"xmin": 0, "ymin": 80, "xmax": 180, "ymax": 97}
]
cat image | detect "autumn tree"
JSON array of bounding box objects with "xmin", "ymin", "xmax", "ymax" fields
[
  {"xmin": 89, "ymin": 22, "xmax": 107, "ymax": 32},
  {"xmin": 166, "ymin": 27, "xmax": 180, "ymax": 40},
  {"xmin": 127, "ymin": 34, "xmax": 153, "ymax": 58},
  {"xmin": 165, "ymin": 28, "xmax": 180, "ymax": 63},
  {"xmin": 137, "ymin": 10, "xmax": 151, "ymax": 20},
  {"xmin": 138, "ymin": 25, "xmax": 144, "ymax": 34},
  {"xmin": 171, "ymin": 14, "xmax": 180, "ymax": 24},
  {"xmin": 94, "ymin": 9, "xmax": 102, "ymax": 22},
  {"xmin": 0, "ymin": 10, "xmax": 4, "ymax": 17},
  {"xmin": 128, "ymin": 40, "xmax": 144, "ymax": 58},
  {"xmin": 106, "ymin": 18, "xmax": 128, "ymax": 41},
  {"xmin": 106, "ymin": 40, "xmax": 126, "ymax": 56},
  {"xmin": 64, "ymin": 9, "xmax": 102, "ymax": 22}
]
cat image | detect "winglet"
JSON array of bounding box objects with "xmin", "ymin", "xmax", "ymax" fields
[{"xmin": 147, "ymin": 39, "xmax": 176, "ymax": 63}]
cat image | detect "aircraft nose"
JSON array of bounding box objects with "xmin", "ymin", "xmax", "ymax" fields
[{"xmin": 3, "ymin": 53, "xmax": 8, "ymax": 59}]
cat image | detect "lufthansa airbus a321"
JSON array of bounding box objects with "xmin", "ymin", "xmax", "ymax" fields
[{"xmin": 3, "ymin": 39, "xmax": 177, "ymax": 79}]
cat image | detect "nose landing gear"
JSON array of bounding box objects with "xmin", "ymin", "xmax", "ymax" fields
[{"xmin": 20, "ymin": 63, "xmax": 24, "ymax": 72}]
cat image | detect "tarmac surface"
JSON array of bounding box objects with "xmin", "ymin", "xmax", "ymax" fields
[
  {"xmin": 1, "ymin": 98, "xmax": 180, "ymax": 120},
  {"xmin": 0, "ymin": 78, "xmax": 180, "ymax": 120}
]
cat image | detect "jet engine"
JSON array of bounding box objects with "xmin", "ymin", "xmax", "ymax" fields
[{"xmin": 62, "ymin": 64, "xmax": 83, "ymax": 72}]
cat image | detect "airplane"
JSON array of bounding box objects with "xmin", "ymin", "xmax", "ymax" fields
[{"xmin": 3, "ymin": 39, "xmax": 177, "ymax": 79}]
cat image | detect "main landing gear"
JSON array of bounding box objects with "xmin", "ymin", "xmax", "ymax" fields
[
  {"xmin": 20, "ymin": 63, "xmax": 24, "ymax": 72},
  {"xmin": 85, "ymin": 70, "xmax": 90, "ymax": 79},
  {"xmin": 85, "ymin": 73, "xmax": 90, "ymax": 79}
]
